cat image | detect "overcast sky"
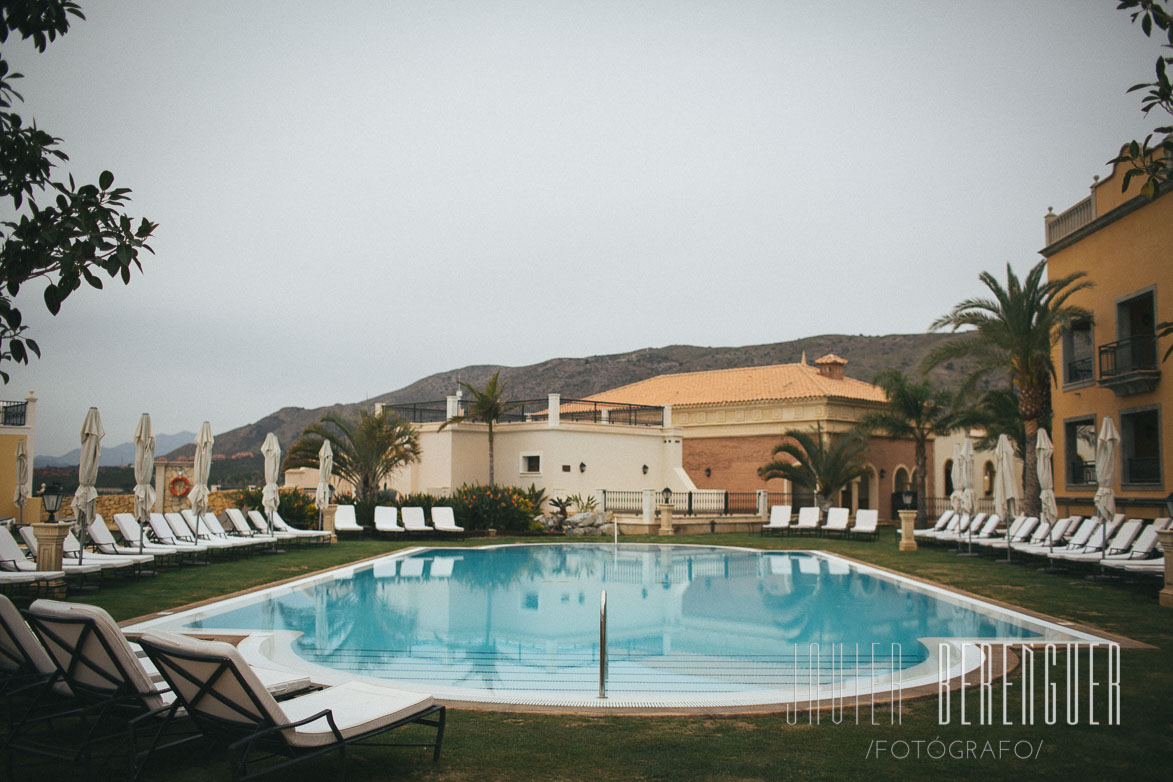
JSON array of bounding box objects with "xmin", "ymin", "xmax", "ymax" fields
[{"xmin": 1, "ymin": 0, "xmax": 1160, "ymax": 457}]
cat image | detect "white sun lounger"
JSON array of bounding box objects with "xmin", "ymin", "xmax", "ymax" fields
[
  {"xmin": 1016, "ymin": 516, "xmax": 1077, "ymax": 556},
  {"xmin": 793, "ymin": 507, "xmax": 820, "ymax": 535},
  {"xmin": 762, "ymin": 505, "xmax": 792, "ymax": 535},
  {"xmin": 92, "ymin": 516, "xmax": 181, "ymax": 564},
  {"xmin": 61, "ymin": 529, "xmax": 154, "ymax": 572},
  {"xmin": 926, "ymin": 513, "xmax": 972, "ymax": 541},
  {"xmin": 251, "ymin": 510, "xmax": 332, "ymax": 542},
  {"xmin": 333, "ymin": 505, "xmax": 363, "ymax": 536},
  {"xmin": 1053, "ymin": 519, "xmax": 1144, "ymax": 563},
  {"xmin": 1096, "ymin": 524, "xmax": 1165, "ymax": 570},
  {"xmin": 849, "ymin": 509, "xmax": 879, "ymax": 539},
  {"xmin": 166, "ymin": 512, "xmax": 241, "ymax": 553},
  {"xmin": 984, "ymin": 517, "xmax": 1039, "ymax": 549},
  {"xmin": 822, "ymin": 507, "xmax": 849, "ymax": 535},
  {"xmin": 228, "ymin": 508, "xmax": 296, "ymax": 542},
  {"xmin": 11, "ymin": 525, "xmax": 110, "ymax": 577},
  {"xmin": 401, "ymin": 507, "xmax": 432, "ymax": 533},
  {"xmin": 202, "ymin": 512, "xmax": 272, "ymax": 550},
  {"xmin": 374, "ymin": 506, "xmax": 404, "ymax": 535},
  {"xmin": 920, "ymin": 512, "xmax": 964, "ymax": 540},
  {"xmin": 914, "ymin": 510, "xmax": 954, "ymax": 538},
  {"xmin": 146, "ymin": 513, "xmax": 210, "ymax": 558},
  {"xmin": 430, "ymin": 507, "xmax": 464, "ymax": 534},
  {"xmin": 136, "ymin": 630, "xmax": 445, "ymax": 778}
]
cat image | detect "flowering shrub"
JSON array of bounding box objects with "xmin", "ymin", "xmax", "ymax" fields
[
  {"xmin": 238, "ymin": 487, "xmax": 318, "ymax": 529},
  {"xmin": 450, "ymin": 483, "xmax": 538, "ymax": 531}
]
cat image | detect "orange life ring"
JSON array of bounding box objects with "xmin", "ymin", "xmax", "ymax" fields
[{"xmin": 169, "ymin": 475, "xmax": 192, "ymax": 497}]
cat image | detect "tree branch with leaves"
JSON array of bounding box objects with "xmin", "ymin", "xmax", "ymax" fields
[
  {"xmin": 1111, "ymin": 0, "xmax": 1173, "ymax": 198},
  {"xmin": 286, "ymin": 409, "xmax": 420, "ymax": 502},
  {"xmin": 0, "ymin": 1, "xmax": 157, "ymax": 381}
]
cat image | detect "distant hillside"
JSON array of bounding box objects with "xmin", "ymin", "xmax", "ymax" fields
[
  {"xmin": 166, "ymin": 333, "xmax": 990, "ymax": 462},
  {"xmin": 35, "ymin": 430, "xmax": 197, "ymax": 468}
]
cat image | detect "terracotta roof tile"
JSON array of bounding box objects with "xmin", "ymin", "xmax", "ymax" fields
[{"xmin": 584, "ymin": 362, "xmax": 887, "ymax": 407}]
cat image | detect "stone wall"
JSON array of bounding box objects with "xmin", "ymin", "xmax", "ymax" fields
[{"xmin": 93, "ymin": 489, "xmax": 244, "ymax": 527}]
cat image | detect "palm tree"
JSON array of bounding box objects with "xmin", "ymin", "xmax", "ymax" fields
[
  {"xmin": 758, "ymin": 424, "xmax": 873, "ymax": 515},
  {"xmin": 439, "ymin": 371, "xmax": 520, "ymax": 485},
  {"xmin": 923, "ymin": 259, "xmax": 1091, "ymax": 515},
  {"xmin": 956, "ymin": 386, "xmax": 1048, "ymax": 460},
  {"xmin": 287, "ymin": 409, "xmax": 420, "ymax": 501},
  {"xmin": 860, "ymin": 370, "xmax": 959, "ymax": 527}
]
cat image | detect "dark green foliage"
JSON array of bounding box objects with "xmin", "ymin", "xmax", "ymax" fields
[
  {"xmin": 758, "ymin": 424, "xmax": 872, "ymax": 512},
  {"xmin": 238, "ymin": 486, "xmax": 317, "ymax": 529},
  {"xmin": 449, "ymin": 483, "xmax": 537, "ymax": 531},
  {"xmin": 393, "ymin": 492, "xmax": 444, "ymax": 516},
  {"xmin": 286, "ymin": 409, "xmax": 420, "ymax": 502},
  {"xmin": 1111, "ymin": 1, "xmax": 1172, "ymax": 198},
  {"xmin": 861, "ymin": 370, "xmax": 960, "ymax": 525},
  {"xmin": 333, "ymin": 489, "xmax": 397, "ymax": 527},
  {"xmin": 518, "ymin": 483, "xmax": 548, "ymax": 515},
  {"xmin": 0, "ymin": 1, "xmax": 157, "ymax": 381},
  {"xmin": 439, "ymin": 371, "xmax": 521, "ymax": 485}
]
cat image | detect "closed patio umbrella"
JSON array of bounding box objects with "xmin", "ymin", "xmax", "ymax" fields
[
  {"xmin": 261, "ymin": 432, "xmax": 281, "ymax": 536},
  {"xmin": 72, "ymin": 407, "xmax": 104, "ymax": 565},
  {"xmin": 993, "ymin": 434, "xmax": 1019, "ymax": 562},
  {"xmin": 133, "ymin": 413, "xmax": 156, "ymax": 555},
  {"xmin": 189, "ymin": 422, "xmax": 214, "ymax": 540},
  {"xmin": 315, "ymin": 440, "xmax": 333, "ymax": 531},
  {"xmin": 960, "ymin": 437, "xmax": 976, "ymax": 517},
  {"xmin": 1037, "ymin": 428, "xmax": 1058, "ymax": 527},
  {"xmin": 1094, "ymin": 417, "xmax": 1119, "ymax": 523},
  {"xmin": 13, "ymin": 439, "xmax": 29, "ymax": 526},
  {"xmin": 949, "ymin": 442, "xmax": 963, "ymax": 516}
]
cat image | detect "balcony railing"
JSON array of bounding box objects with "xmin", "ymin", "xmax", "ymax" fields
[
  {"xmin": 1068, "ymin": 461, "xmax": 1096, "ymax": 486},
  {"xmin": 1099, "ymin": 335, "xmax": 1157, "ymax": 377},
  {"xmin": 1066, "ymin": 356, "xmax": 1094, "ymax": 383},
  {"xmin": 1, "ymin": 401, "xmax": 27, "ymax": 427},
  {"xmin": 1045, "ymin": 195, "xmax": 1095, "ymax": 246},
  {"xmin": 1126, "ymin": 457, "xmax": 1161, "ymax": 485},
  {"xmin": 383, "ymin": 398, "xmax": 665, "ymax": 427}
]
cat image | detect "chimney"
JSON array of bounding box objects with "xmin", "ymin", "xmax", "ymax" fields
[{"xmin": 814, "ymin": 353, "xmax": 847, "ymax": 380}]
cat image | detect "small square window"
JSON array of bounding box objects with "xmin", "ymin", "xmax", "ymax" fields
[
  {"xmin": 521, "ymin": 454, "xmax": 541, "ymax": 474},
  {"xmin": 562, "ymin": 464, "xmax": 571, "ymax": 472}
]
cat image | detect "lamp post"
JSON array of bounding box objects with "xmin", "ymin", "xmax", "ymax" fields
[
  {"xmin": 40, "ymin": 482, "xmax": 62, "ymax": 522},
  {"xmin": 657, "ymin": 487, "xmax": 674, "ymax": 536}
]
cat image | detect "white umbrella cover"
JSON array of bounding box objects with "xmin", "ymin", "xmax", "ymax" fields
[
  {"xmin": 949, "ymin": 442, "xmax": 963, "ymax": 515},
  {"xmin": 72, "ymin": 407, "xmax": 104, "ymax": 565},
  {"xmin": 13, "ymin": 439, "xmax": 29, "ymax": 525},
  {"xmin": 1036, "ymin": 428, "xmax": 1058, "ymax": 526},
  {"xmin": 189, "ymin": 422, "xmax": 214, "ymax": 539},
  {"xmin": 960, "ymin": 437, "xmax": 976, "ymax": 516},
  {"xmin": 315, "ymin": 440, "xmax": 333, "ymax": 530},
  {"xmin": 133, "ymin": 413, "xmax": 156, "ymax": 554},
  {"xmin": 261, "ymin": 432, "xmax": 281, "ymax": 535},
  {"xmin": 993, "ymin": 434, "xmax": 1018, "ymax": 521},
  {"xmin": 1094, "ymin": 416, "xmax": 1119, "ymax": 522}
]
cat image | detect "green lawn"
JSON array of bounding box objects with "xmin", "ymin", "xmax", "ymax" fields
[{"xmin": 11, "ymin": 531, "xmax": 1173, "ymax": 781}]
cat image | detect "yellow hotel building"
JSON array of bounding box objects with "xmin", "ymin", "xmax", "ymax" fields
[{"xmin": 1042, "ymin": 149, "xmax": 1172, "ymax": 516}]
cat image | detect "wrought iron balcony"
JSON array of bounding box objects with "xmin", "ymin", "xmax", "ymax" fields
[
  {"xmin": 1068, "ymin": 461, "xmax": 1096, "ymax": 486},
  {"xmin": 1098, "ymin": 335, "xmax": 1160, "ymax": 395},
  {"xmin": 1, "ymin": 400, "xmax": 26, "ymax": 427},
  {"xmin": 1066, "ymin": 356, "xmax": 1094, "ymax": 383},
  {"xmin": 1126, "ymin": 457, "xmax": 1161, "ymax": 485}
]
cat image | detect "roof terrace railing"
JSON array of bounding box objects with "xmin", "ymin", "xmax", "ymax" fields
[
  {"xmin": 382, "ymin": 398, "xmax": 665, "ymax": 427},
  {"xmin": 1045, "ymin": 194, "xmax": 1096, "ymax": 246},
  {"xmin": 1, "ymin": 400, "xmax": 27, "ymax": 427}
]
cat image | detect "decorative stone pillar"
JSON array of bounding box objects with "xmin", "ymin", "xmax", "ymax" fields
[
  {"xmin": 898, "ymin": 510, "xmax": 918, "ymax": 552},
  {"xmin": 322, "ymin": 505, "xmax": 338, "ymax": 543},
  {"xmin": 547, "ymin": 394, "xmax": 560, "ymax": 427},
  {"xmin": 31, "ymin": 522, "xmax": 70, "ymax": 571},
  {"xmin": 1158, "ymin": 529, "xmax": 1173, "ymax": 608},
  {"xmin": 756, "ymin": 490, "xmax": 769, "ymax": 521},
  {"xmin": 642, "ymin": 489, "xmax": 655, "ymax": 525},
  {"xmin": 657, "ymin": 503, "xmax": 674, "ymax": 536}
]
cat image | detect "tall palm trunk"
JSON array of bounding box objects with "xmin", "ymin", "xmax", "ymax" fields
[
  {"xmin": 914, "ymin": 441, "xmax": 928, "ymax": 527},
  {"xmin": 1018, "ymin": 379, "xmax": 1046, "ymax": 517},
  {"xmin": 487, "ymin": 422, "xmax": 495, "ymax": 485}
]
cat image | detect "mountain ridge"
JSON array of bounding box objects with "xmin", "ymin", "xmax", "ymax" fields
[{"xmin": 156, "ymin": 332, "xmax": 984, "ymax": 462}]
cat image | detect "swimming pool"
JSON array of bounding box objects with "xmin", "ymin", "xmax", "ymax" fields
[{"xmin": 126, "ymin": 543, "xmax": 1114, "ymax": 708}]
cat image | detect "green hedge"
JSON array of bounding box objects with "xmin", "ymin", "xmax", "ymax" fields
[
  {"xmin": 447, "ymin": 483, "xmax": 540, "ymax": 532},
  {"xmin": 238, "ymin": 487, "xmax": 318, "ymax": 529}
]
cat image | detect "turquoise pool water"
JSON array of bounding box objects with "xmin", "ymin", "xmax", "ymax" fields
[{"xmin": 154, "ymin": 544, "xmax": 1098, "ymax": 703}]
